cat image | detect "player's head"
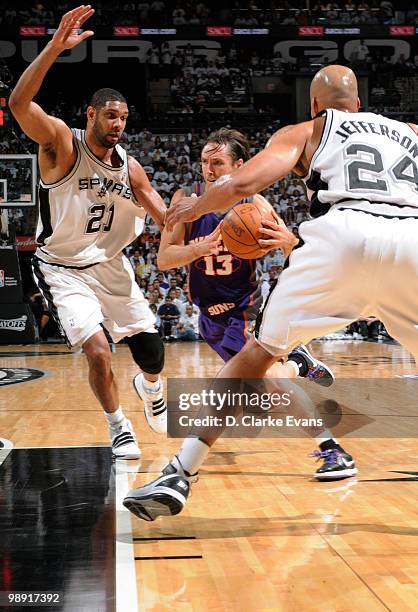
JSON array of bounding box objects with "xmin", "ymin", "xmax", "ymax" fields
[
  {"xmin": 86, "ymin": 88, "xmax": 128, "ymax": 149},
  {"xmin": 201, "ymin": 128, "xmax": 250, "ymax": 187},
  {"xmin": 310, "ymin": 65, "xmax": 360, "ymax": 117}
]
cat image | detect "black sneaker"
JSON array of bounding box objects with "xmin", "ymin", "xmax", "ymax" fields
[
  {"xmin": 123, "ymin": 456, "xmax": 198, "ymax": 521},
  {"xmin": 289, "ymin": 344, "xmax": 335, "ymax": 387},
  {"xmin": 311, "ymin": 449, "xmax": 357, "ymax": 480}
]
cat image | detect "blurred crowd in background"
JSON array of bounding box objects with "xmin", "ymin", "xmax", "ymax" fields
[{"xmin": 0, "ymin": 1, "xmax": 416, "ymax": 28}]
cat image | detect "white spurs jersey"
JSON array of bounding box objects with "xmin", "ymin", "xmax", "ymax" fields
[
  {"xmin": 306, "ymin": 109, "xmax": 418, "ymax": 218},
  {"xmin": 36, "ymin": 128, "xmax": 146, "ymax": 266}
]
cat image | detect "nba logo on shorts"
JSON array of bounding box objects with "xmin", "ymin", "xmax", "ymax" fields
[{"xmin": 0, "ymin": 270, "xmax": 4, "ymax": 287}]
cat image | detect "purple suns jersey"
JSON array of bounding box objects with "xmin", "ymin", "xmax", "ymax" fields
[{"xmin": 184, "ymin": 183, "xmax": 262, "ymax": 320}]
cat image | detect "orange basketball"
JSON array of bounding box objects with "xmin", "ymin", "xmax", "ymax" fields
[{"xmin": 220, "ymin": 199, "xmax": 278, "ymax": 259}]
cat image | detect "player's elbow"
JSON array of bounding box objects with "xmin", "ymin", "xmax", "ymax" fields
[
  {"xmin": 9, "ymin": 91, "xmax": 24, "ymax": 115},
  {"xmin": 156, "ymin": 253, "xmax": 171, "ymax": 271}
]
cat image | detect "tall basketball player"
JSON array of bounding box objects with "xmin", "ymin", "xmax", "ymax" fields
[
  {"xmin": 158, "ymin": 127, "xmax": 334, "ymax": 385},
  {"xmin": 9, "ymin": 6, "xmax": 167, "ymax": 459},
  {"xmin": 124, "ymin": 64, "xmax": 418, "ymax": 520}
]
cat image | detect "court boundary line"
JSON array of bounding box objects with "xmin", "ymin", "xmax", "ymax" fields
[{"xmin": 115, "ymin": 460, "xmax": 140, "ymax": 612}]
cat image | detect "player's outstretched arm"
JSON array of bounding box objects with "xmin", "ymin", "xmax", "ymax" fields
[
  {"xmin": 157, "ymin": 189, "xmax": 221, "ymax": 270},
  {"xmin": 9, "ymin": 5, "xmax": 94, "ymax": 147},
  {"xmin": 166, "ymin": 122, "xmax": 311, "ymax": 230},
  {"xmin": 128, "ymin": 156, "xmax": 167, "ymax": 231}
]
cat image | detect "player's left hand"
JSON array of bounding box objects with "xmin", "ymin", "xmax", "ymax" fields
[
  {"xmin": 166, "ymin": 196, "xmax": 200, "ymax": 230},
  {"xmin": 258, "ymin": 218, "xmax": 299, "ymax": 258},
  {"xmin": 50, "ymin": 5, "xmax": 95, "ymax": 52}
]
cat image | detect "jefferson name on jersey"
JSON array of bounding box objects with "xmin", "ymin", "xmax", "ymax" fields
[{"xmin": 335, "ymin": 118, "xmax": 418, "ymax": 157}]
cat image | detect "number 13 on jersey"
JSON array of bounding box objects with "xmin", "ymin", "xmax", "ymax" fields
[{"xmin": 203, "ymin": 254, "xmax": 233, "ymax": 276}]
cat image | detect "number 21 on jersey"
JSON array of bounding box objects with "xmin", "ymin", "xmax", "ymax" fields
[{"xmin": 85, "ymin": 203, "xmax": 115, "ymax": 234}]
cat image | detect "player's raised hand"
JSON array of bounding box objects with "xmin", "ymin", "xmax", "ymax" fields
[
  {"xmin": 166, "ymin": 196, "xmax": 200, "ymax": 231},
  {"xmin": 258, "ymin": 218, "xmax": 299, "ymax": 258},
  {"xmin": 50, "ymin": 5, "xmax": 95, "ymax": 51}
]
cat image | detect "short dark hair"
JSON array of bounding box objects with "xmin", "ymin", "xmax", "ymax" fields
[
  {"xmin": 89, "ymin": 88, "xmax": 127, "ymax": 110},
  {"xmin": 204, "ymin": 128, "xmax": 250, "ymax": 163}
]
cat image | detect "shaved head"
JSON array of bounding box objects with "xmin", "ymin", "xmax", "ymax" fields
[{"xmin": 310, "ymin": 65, "xmax": 360, "ymax": 117}]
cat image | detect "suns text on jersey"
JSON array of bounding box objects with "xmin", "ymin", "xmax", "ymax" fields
[{"xmin": 78, "ymin": 177, "xmax": 132, "ymax": 199}]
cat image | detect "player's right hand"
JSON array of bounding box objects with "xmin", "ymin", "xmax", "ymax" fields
[
  {"xmin": 192, "ymin": 227, "xmax": 222, "ymax": 259},
  {"xmin": 258, "ymin": 218, "xmax": 299, "ymax": 258},
  {"xmin": 166, "ymin": 196, "xmax": 200, "ymax": 230},
  {"xmin": 50, "ymin": 5, "xmax": 95, "ymax": 51}
]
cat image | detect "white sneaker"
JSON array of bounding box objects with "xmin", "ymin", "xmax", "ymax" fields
[
  {"xmin": 133, "ymin": 373, "xmax": 167, "ymax": 434},
  {"xmin": 109, "ymin": 418, "xmax": 141, "ymax": 459}
]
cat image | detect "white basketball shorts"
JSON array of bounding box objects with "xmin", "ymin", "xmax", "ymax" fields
[
  {"xmin": 255, "ymin": 205, "xmax": 418, "ymax": 363},
  {"xmin": 32, "ymin": 253, "xmax": 156, "ymax": 347}
]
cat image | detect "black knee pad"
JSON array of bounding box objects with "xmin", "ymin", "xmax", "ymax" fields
[{"xmin": 126, "ymin": 332, "xmax": 165, "ymax": 374}]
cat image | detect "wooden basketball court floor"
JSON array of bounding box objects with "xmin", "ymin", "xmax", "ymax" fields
[{"xmin": 1, "ymin": 339, "xmax": 418, "ymax": 611}]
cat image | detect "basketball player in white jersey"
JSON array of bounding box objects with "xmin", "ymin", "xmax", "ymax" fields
[
  {"xmin": 124, "ymin": 64, "xmax": 418, "ymax": 520},
  {"xmin": 9, "ymin": 6, "xmax": 168, "ymax": 459}
]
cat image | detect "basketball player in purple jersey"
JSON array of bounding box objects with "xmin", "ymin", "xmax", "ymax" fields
[{"xmin": 157, "ymin": 128, "xmax": 334, "ymax": 382}]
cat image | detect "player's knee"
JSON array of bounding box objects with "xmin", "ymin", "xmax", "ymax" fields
[
  {"xmin": 127, "ymin": 332, "xmax": 165, "ymax": 374},
  {"xmin": 83, "ymin": 338, "xmax": 112, "ymax": 370}
]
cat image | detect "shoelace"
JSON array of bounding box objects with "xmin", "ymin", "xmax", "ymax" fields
[
  {"xmin": 111, "ymin": 421, "xmax": 131, "ymax": 434},
  {"xmin": 144, "ymin": 387, "xmax": 162, "ymax": 398},
  {"xmin": 310, "ymin": 449, "xmax": 339, "ymax": 464}
]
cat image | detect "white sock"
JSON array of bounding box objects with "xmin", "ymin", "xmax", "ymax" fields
[
  {"xmin": 143, "ymin": 376, "xmax": 161, "ymax": 392},
  {"xmin": 105, "ymin": 406, "xmax": 125, "ymax": 426},
  {"xmin": 177, "ymin": 437, "xmax": 210, "ymax": 475},
  {"xmin": 287, "ymin": 360, "xmax": 300, "ymax": 377}
]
